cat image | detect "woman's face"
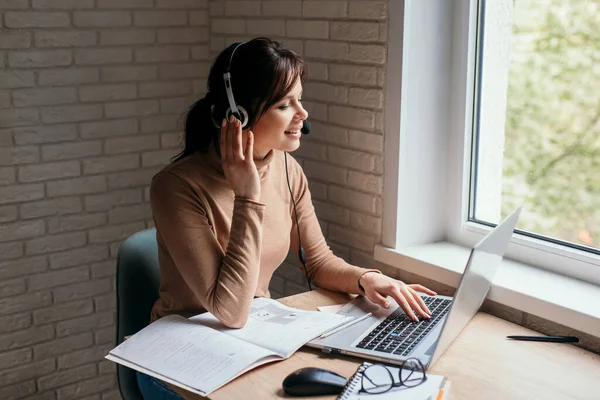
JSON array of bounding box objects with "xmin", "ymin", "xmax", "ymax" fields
[{"xmin": 248, "ymin": 78, "xmax": 308, "ymax": 159}]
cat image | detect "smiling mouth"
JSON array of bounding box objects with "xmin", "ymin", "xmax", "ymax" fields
[{"xmin": 284, "ymin": 130, "xmax": 300, "ymax": 134}]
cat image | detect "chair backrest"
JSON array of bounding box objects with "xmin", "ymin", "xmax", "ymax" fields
[{"xmin": 115, "ymin": 228, "xmax": 160, "ymax": 400}]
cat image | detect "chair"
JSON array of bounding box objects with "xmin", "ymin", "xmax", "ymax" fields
[{"xmin": 115, "ymin": 228, "xmax": 160, "ymax": 400}]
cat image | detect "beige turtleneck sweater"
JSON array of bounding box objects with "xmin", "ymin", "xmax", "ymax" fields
[{"xmin": 149, "ymin": 146, "xmax": 378, "ymax": 329}]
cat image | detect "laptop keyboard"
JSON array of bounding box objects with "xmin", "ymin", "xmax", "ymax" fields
[{"xmin": 355, "ymin": 297, "xmax": 452, "ymax": 357}]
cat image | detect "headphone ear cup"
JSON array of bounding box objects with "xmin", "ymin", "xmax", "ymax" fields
[{"xmin": 225, "ymin": 106, "xmax": 249, "ymax": 129}]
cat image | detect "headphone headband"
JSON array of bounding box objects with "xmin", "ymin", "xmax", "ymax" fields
[{"xmin": 223, "ymin": 42, "xmax": 248, "ymax": 128}]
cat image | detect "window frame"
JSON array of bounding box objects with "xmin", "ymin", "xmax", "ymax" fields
[{"xmin": 379, "ymin": 0, "xmax": 600, "ymax": 287}]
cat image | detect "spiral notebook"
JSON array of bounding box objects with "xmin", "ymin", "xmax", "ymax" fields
[{"xmin": 337, "ymin": 362, "xmax": 451, "ymax": 400}]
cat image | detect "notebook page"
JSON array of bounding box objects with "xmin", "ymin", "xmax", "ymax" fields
[{"xmin": 108, "ymin": 315, "xmax": 278, "ymax": 395}]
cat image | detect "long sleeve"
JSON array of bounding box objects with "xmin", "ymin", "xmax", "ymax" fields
[
  {"xmin": 150, "ymin": 170, "xmax": 264, "ymax": 328},
  {"xmin": 287, "ymin": 157, "xmax": 379, "ymax": 294}
]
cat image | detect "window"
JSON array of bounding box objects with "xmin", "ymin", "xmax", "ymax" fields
[
  {"xmin": 472, "ymin": 0, "xmax": 600, "ymax": 255},
  {"xmin": 379, "ymin": 0, "xmax": 600, "ymax": 286}
]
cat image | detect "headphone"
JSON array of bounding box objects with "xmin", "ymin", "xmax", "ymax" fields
[{"xmin": 222, "ymin": 41, "xmax": 313, "ymax": 290}]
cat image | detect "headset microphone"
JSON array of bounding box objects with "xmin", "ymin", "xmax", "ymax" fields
[{"xmin": 301, "ymin": 119, "xmax": 311, "ymax": 135}]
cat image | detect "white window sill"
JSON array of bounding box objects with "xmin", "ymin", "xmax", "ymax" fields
[{"xmin": 374, "ymin": 242, "xmax": 600, "ymax": 339}]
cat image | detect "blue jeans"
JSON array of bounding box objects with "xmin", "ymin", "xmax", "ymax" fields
[{"xmin": 136, "ymin": 371, "xmax": 184, "ymax": 400}]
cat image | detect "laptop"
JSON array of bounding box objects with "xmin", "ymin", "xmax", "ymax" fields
[{"xmin": 308, "ymin": 206, "xmax": 522, "ymax": 368}]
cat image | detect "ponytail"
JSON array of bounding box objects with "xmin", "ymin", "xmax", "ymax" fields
[{"xmin": 171, "ymin": 94, "xmax": 219, "ymax": 163}]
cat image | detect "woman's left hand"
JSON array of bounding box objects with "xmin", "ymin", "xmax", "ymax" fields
[{"xmin": 359, "ymin": 272, "xmax": 437, "ymax": 322}]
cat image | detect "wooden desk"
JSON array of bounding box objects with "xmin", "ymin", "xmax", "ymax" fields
[{"xmin": 183, "ymin": 289, "xmax": 600, "ymax": 400}]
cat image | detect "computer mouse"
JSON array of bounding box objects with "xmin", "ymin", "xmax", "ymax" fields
[{"xmin": 282, "ymin": 367, "xmax": 348, "ymax": 396}]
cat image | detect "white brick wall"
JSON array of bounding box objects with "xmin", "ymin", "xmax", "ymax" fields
[{"xmin": 0, "ymin": 0, "xmax": 209, "ymax": 397}]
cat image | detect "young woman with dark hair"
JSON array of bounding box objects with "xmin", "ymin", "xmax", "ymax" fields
[{"xmin": 137, "ymin": 37, "xmax": 436, "ymax": 399}]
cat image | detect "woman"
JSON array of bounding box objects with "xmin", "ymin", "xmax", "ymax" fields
[{"xmin": 137, "ymin": 37, "xmax": 436, "ymax": 399}]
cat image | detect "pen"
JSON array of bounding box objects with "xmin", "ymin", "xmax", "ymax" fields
[
  {"xmin": 320, "ymin": 313, "xmax": 373, "ymax": 338},
  {"xmin": 506, "ymin": 335, "xmax": 579, "ymax": 343}
]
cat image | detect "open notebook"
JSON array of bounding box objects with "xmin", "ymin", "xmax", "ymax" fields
[
  {"xmin": 337, "ymin": 362, "xmax": 451, "ymax": 400},
  {"xmin": 106, "ymin": 298, "xmax": 353, "ymax": 396}
]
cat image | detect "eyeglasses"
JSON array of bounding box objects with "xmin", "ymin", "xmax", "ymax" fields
[{"xmin": 359, "ymin": 358, "xmax": 427, "ymax": 394}]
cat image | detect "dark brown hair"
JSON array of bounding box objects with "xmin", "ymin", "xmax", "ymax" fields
[{"xmin": 173, "ymin": 37, "xmax": 306, "ymax": 162}]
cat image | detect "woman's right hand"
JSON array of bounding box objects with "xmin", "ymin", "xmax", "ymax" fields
[{"xmin": 220, "ymin": 115, "xmax": 261, "ymax": 202}]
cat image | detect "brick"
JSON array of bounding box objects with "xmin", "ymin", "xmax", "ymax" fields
[
  {"xmin": 12, "ymin": 87, "xmax": 77, "ymax": 107},
  {"xmin": 101, "ymin": 65, "xmax": 157, "ymax": 82},
  {"xmin": 158, "ymin": 27, "xmax": 209, "ymax": 44},
  {"xmin": 0, "ymin": 167, "xmax": 16, "ymax": 186},
  {"xmin": 57, "ymin": 345, "xmax": 112, "ymax": 369},
  {"xmin": 313, "ymin": 200, "xmax": 351, "ymax": 226},
  {"xmin": 328, "ymin": 146, "xmax": 376, "ymax": 171},
  {"xmin": 0, "ymin": 277, "xmax": 26, "ymax": 298},
  {"xmin": 305, "ymin": 82, "xmax": 347, "ymax": 104},
  {"xmin": 0, "ymin": 219, "xmax": 45, "ymax": 242},
  {"xmin": 141, "ymin": 149, "xmax": 176, "ymax": 167},
  {"xmin": 83, "ymin": 154, "xmax": 139, "ymax": 175},
  {"xmin": 38, "ymin": 364, "xmax": 97, "ymax": 391},
  {"xmin": 33, "ymin": 0, "xmax": 94, "ymax": 8},
  {"xmin": 305, "ymin": 40, "xmax": 348, "ymax": 61},
  {"xmin": 75, "ymin": 48, "xmax": 132, "ymax": 65},
  {"xmin": 134, "ymin": 11, "xmax": 187, "ymax": 26},
  {"xmin": 94, "ymin": 293, "xmax": 116, "ymax": 311},
  {"xmin": 0, "ymin": 381, "xmax": 36, "ymax": 399},
  {"xmin": 99, "ymin": 29, "xmax": 155, "ymax": 47},
  {"xmin": 0, "ymin": 32, "xmax": 31, "ymax": 49},
  {"xmin": 74, "ymin": 11, "xmax": 131, "ymax": 27},
  {"xmin": 0, "ymin": 183, "xmax": 44, "ymax": 206},
  {"xmin": 304, "ymin": 160, "xmax": 347, "ymax": 185},
  {"xmin": 9, "ymin": 50, "xmax": 71, "ymax": 68},
  {"xmin": 159, "ymin": 62, "xmax": 209, "ymax": 79},
  {"xmin": 140, "ymin": 115, "xmax": 180, "ymax": 133},
  {"xmin": 20, "ymin": 197, "xmax": 82, "ymax": 219},
  {"xmin": 160, "ymin": 96, "xmax": 196, "ymax": 114},
  {"xmin": 104, "ymin": 100, "xmax": 159, "ymax": 119},
  {"xmin": 0, "ymin": 348, "xmax": 32, "ymax": 370},
  {"xmin": 88, "ymin": 222, "xmax": 145, "ymax": 243},
  {"xmin": 225, "ymin": 1, "xmax": 260, "ymax": 16},
  {"xmin": 97, "ymin": 0, "xmax": 153, "ymax": 7},
  {"xmin": 247, "ymin": 19, "xmax": 285, "ymax": 36},
  {"xmin": 57, "ymin": 375, "xmax": 115, "ymax": 400},
  {"xmin": 262, "ymin": 1, "xmax": 301, "ymax": 17},
  {"xmin": 329, "ymin": 185, "xmax": 376, "ymax": 213},
  {"xmin": 303, "ymin": 1, "xmax": 347, "ymax": 18},
  {"xmin": 80, "ymin": 118, "xmax": 138, "ymax": 139},
  {"xmin": 42, "ymin": 104, "xmax": 103, "ymax": 123},
  {"xmin": 348, "ymin": 1, "xmax": 387, "ymax": 20},
  {"xmin": 0, "ymin": 108, "xmax": 39, "ymax": 128},
  {"xmin": 301, "ymin": 100, "xmax": 327, "ymax": 122},
  {"xmin": 54, "ymin": 279, "xmax": 112, "ymax": 305},
  {"xmin": 287, "ymin": 21, "xmax": 329, "ymax": 39},
  {"xmin": 350, "ymin": 211, "xmax": 381, "ymax": 234},
  {"xmin": 0, "ymin": 324, "xmax": 53, "ymax": 350},
  {"xmin": 46, "ymin": 176, "xmax": 107, "ymax": 197},
  {"xmin": 212, "ymin": 18, "xmax": 245, "ymax": 34},
  {"xmin": 90, "ymin": 260, "xmax": 115, "ymax": 278},
  {"xmin": 0, "ymin": 359, "xmax": 55, "ymax": 386},
  {"xmin": 104, "ymin": 134, "xmax": 159, "ymax": 154},
  {"xmin": 42, "ymin": 141, "xmax": 102, "ymax": 161},
  {"xmin": 329, "ymin": 224, "xmax": 376, "ymax": 252},
  {"xmin": 189, "ymin": 10, "xmax": 209, "ymax": 26},
  {"xmin": 309, "ymin": 121, "xmax": 347, "ymax": 145},
  {"xmin": 0, "ymin": 71, "xmax": 34, "ymax": 89},
  {"xmin": 49, "ymin": 245, "xmax": 108, "ymax": 269},
  {"xmin": 48, "ymin": 213, "xmax": 106, "ymax": 234},
  {"xmin": 329, "ymin": 105, "xmax": 375, "ymax": 130},
  {"xmin": 0, "ymin": 256, "xmax": 48, "ymax": 280},
  {"xmin": 5, "ymin": 12, "xmax": 70, "ymax": 28},
  {"xmin": 0, "ymin": 0, "xmax": 28, "ymax": 8},
  {"xmin": 33, "ymin": 332, "xmax": 93, "ymax": 359},
  {"xmin": 35, "ymin": 30, "xmax": 97, "ymax": 48},
  {"xmin": 331, "ymin": 22, "xmax": 380, "ymax": 42},
  {"xmin": 109, "ymin": 203, "xmax": 151, "ymax": 223},
  {"xmin": 135, "ymin": 45, "xmax": 189, "ymax": 63},
  {"xmin": 102, "ymin": 390, "xmax": 121, "ymax": 400},
  {"xmin": 94, "ymin": 325, "xmax": 115, "ymax": 344},
  {"xmin": 0, "ymin": 91, "xmax": 10, "ymax": 109},
  {"xmin": 157, "ymin": 0, "xmax": 207, "ymax": 7},
  {"xmin": 348, "ymin": 44, "xmax": 386, "ymax": 64},
  {"xmin": 0, "ymin": 241, "xmax": 23, "ymax": 261},
  {"xmin": 26, "ymin": 232, "xmax": 87, "ymax": 255},
  {"xmin": 56, "ymin": 310, "xmax": 114, "ymax": 337},
  {"xmin": 39, "ymin": 68, "xmax": 99, "ymax": 86},
  {"xmin": 33, "ymin": 300, "xmax": 93, "ymax": 328},
  {"xmin": 191, "ymin": 45, "xmax": 209, "ymax": 60},
  {"xmin": 348, "ymin": 130, "xmax": 382, "ymax": 152},
  {"xmin": 107, "ymin": 169, "xmax": 155, "ymax": 189},
  {"xmin": 348, "ymin": 169, "xmax": 382, "ymax": 194},
  {"xmin": 18, "ymin": 161, "xmax": 80, "ymax": 183},
  {"xmin": 329, "ymin": 64, "xmax": 377, "ymax": 85},
  {"xmin": 161, "ymin": 131, "xmax": 183, "ymax": 148},
  {"xmin": 84, "ymin": 189, "xmax": 142, "ymax": 212},
  {"xmin": 80, "ymin": 83, "xmax": 137, "ymax": 102},
  {"xmin": 0, "ymin": 291, "xmax": 51, "ymax": 315}
]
